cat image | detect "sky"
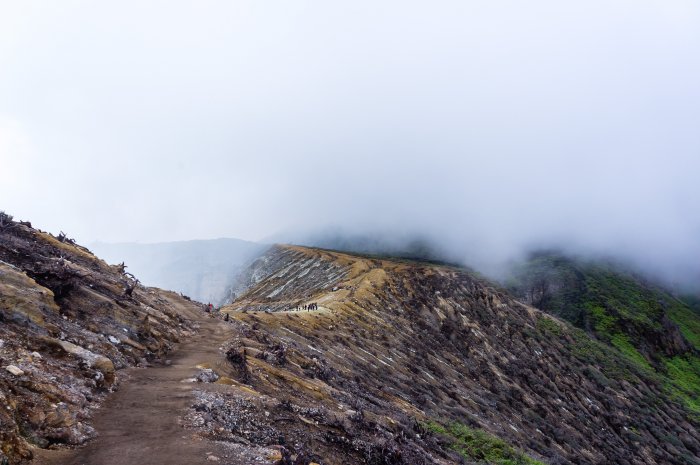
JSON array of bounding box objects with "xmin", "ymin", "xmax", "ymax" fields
[{"xmin": 1, "ymin": 1, "xmax": 699, "ymax": 285}]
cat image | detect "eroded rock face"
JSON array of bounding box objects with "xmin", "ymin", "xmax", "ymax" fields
[
  {"xmin": 0, "ymin": 220, "xmax": 202, "ymax": 464},
  {"xmin": 213, "ymin": 246, "xmax": 700, "ymax": 465}
]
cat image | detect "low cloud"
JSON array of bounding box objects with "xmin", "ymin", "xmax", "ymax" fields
[{"xmin": 1, "ymin": 1, "xmax": 698, "ymax": 288}]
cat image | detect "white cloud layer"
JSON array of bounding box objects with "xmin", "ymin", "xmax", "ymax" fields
[{"xmin": 1, "ymin": 1, "xmax": 698, "ymax": 284}]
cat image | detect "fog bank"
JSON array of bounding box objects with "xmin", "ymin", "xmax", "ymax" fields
[{"xmin": 1, "ymin": 1, "xmax": 698, "ymax": 288}]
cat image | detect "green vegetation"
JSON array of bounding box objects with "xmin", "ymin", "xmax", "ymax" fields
[
  {"xmin": 668, "ymin": 303, "xmax": 700, "ymax": 350},
  {"xmin": 664, "ymin": 355, "xmax": 700, "ymax": 414},
  {"xmin": 609, "ymin": 333, "xmax": 653, "ymax": 372},
  {"xmin": 507, "ymin": 252, "xmax": 700, "ymax": 414},
  {"xmin": 680, "ymin": 294, "xmax": 700, "ymax": 315},
  {"xmin": 535, "ymin": 315, "xmax": 562, "ymax": 336},
  {"xmin": 507, "ymin": 253, "xmax": 699, "ymax": 349},
  {"xmin": 589, "ymin": 305, "xmax": 615, "ymax": 334},
  {"xmin": 423, "ymin": 421, "xmax": 545, "ymax": 465},
  {"xmin": 569, "ymin": 328, "xmax": 647, "ymax": 383}
]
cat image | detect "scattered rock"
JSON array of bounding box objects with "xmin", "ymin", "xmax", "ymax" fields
[
  {"xmin": 197, "ymin": 369, "xmax": 220, "ymax": 383},
  {"xmin": 5, "ymin": 365, "xmax": 24, "ymax": 376},
  {"xmin": 122, "ymin": 337, "xmax": 146, "ymax": 351},
  {"xmin": 108, "ymin": 335, "xmax": 120, "ymax": 344},
  {"xmin": 206, "ymin": 455, "xmax": 221, "ymax": 461}
]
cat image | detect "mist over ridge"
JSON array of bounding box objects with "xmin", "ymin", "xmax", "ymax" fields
[{"xmin": 1, "ymin": 1, "xmax": 698, "ymax": 291}]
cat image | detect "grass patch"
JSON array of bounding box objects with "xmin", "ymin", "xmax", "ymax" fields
[
  {"xmin": 664, "ymin": 355, "xmax": 700, "ymax": 415},
  {"xmin": 589, "ymin": 305, "xmax": 616, "ymax": 335},
  {"xmin": 535, "ymin": 315, "xmax": 563, "ymax": 337},
  {"xmin": 569, "ymin": 328, "xmax": 643, "ymax": 382},
  {"xmin": 609, "ymin": 333, "xmax": 653, "ymax": 373},
  {"xmin": 423, "ymin": 421, "xmax": 545, "ymax": 465},
  {"xmin": 668, "ymin": 303, "xmax": 700, "ymax": 350}
]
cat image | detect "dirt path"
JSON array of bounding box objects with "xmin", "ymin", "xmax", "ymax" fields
[{"xmin": 32, "ymin": 315, "xmax": 236, "ymax": 465}]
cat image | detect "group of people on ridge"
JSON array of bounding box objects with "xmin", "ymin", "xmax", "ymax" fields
[{"xmin": 293, "ymin": 302, "xmax": 318, "ymax": 312}]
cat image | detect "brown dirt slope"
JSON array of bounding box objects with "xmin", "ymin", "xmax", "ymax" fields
[
  {"xmin": 216, "ymin": 245, "xmax": 699, "ymax": 465},
  {"xmin": 0, "ymin": 218, "xmax": 202, "ymax": 464}
]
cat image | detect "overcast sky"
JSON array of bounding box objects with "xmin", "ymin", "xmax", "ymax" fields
[{"xmin": 1, "ymin": 1, "xmax": 699, "ymax": 283}]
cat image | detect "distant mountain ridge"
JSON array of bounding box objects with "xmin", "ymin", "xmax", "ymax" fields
[{"xmin": 91, "ymin": 238, "xmax": 268, "ymax": 305}]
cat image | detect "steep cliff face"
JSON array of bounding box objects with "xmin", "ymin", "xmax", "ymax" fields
[
  {"xmin": 218, "ymin": 245, "xmax": 699, "ymax": 465},
  {"xmin": 0, "ymin": 218, "xmax": 202, "ymax": 464}
]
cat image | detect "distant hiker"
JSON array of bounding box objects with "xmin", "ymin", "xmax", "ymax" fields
[{"xmin": 224, "ymin": 313, "xmax": 230, "ymax": 322}]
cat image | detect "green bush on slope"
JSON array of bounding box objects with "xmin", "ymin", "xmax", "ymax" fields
[
  {"xmin": 664, "ymin": 356, "xmax": 700, "ymax": 414},
  {"xmin": 423, "ymin": 421, "xmax": 545, "ymax": 465}
]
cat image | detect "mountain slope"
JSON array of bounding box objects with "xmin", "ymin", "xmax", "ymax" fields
[
  {"xmin": 91, "ymin": 238, "xmax": 267, "ymax": 305},
  {"xmin": 0, "ymin": 215, "xmax": 203, "ymax": 464},
  {"xmin": 505, "ymin": 252, "xmax": 700, "ymax": 415},
  {"xmin": 218, "ymin": 245, "xmax": 699, "ymax": 465},
  {"xmin": 3, "ymin": 218, "xmax": 698, "ymax": 465}
]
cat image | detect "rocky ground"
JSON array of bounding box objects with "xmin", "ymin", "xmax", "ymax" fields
[
  {"xmin": 0, "ymin": 217, "xmax": 202, "ymax": 464},
  {"xmin": 216, "ymin": 245, "xmax": 700, "ymax": 465},
  {"xmin": 1, "ymin": 216, "xmax": 698, "ymax": 465}
]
